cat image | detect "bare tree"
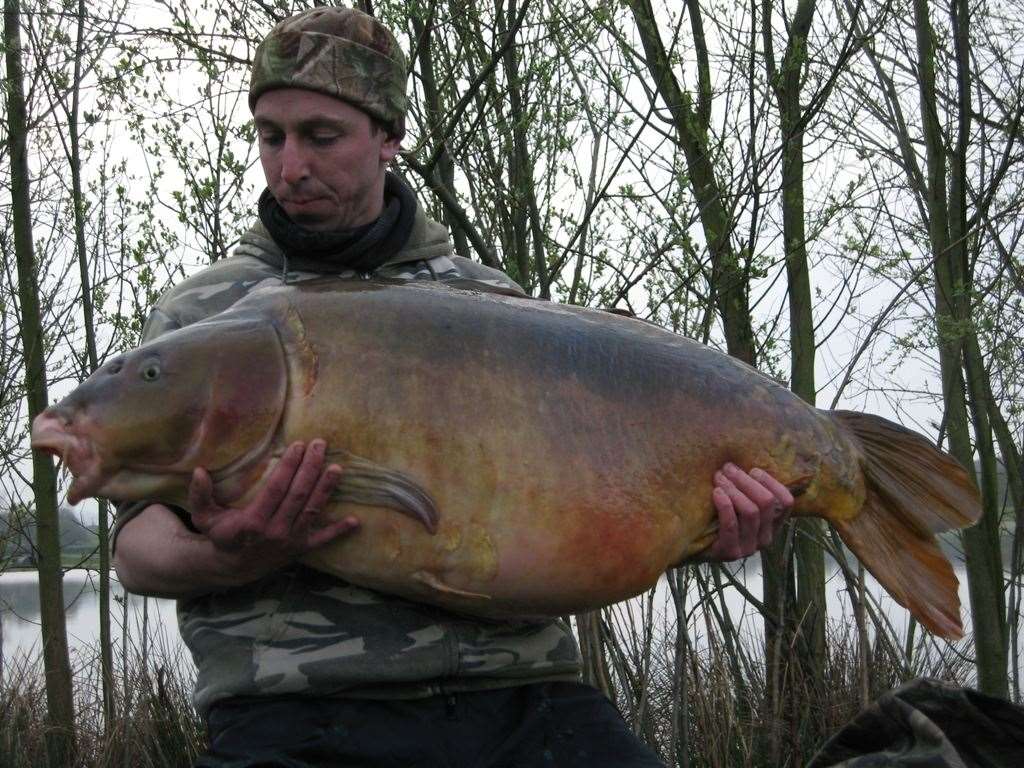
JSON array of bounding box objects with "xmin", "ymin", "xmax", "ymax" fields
[{"xmin": 3, "ymin": 0, "xmax": 75, "ymax": 760}]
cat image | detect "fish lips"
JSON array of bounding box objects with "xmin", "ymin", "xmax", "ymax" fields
[{"xmin": 31, "ymin": 412, "xmax": 103, "ymax": 505}]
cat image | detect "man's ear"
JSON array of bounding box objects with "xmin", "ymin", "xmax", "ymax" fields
[{"xmin": 380, "ymin": 133, "xmax": 402, "ymax": 164}]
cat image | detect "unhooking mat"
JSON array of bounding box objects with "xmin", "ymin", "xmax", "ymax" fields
[{"xmin": 809, "ymin": 677, "xmax": 1024, "ymax": 768}]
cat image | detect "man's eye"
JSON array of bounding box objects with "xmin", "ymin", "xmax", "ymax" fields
[
  {"xmin": 259, "ymin": 132, "xmax": 283, "ymax": 146},
  {"xmin": 310, "ymin": 134, "xmax": 339, "ymax": 146}
]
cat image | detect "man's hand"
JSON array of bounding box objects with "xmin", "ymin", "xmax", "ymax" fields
[
  {"xmin": 189, "ymin": 439, "xmax": 358, "ymax": 582},
  {"xmin": 705, "ymin": 463, "xmax": 793, "ymax": 562}
]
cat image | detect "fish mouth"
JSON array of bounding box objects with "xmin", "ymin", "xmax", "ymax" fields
[{"xmin": 31, "ymin": 418, "xmax": 102, "ymax": 505}]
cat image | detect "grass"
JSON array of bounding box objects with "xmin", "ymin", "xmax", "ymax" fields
[
  {"xmin": 0, "ymin": 614, "xmax": 974, "ymax": 768},
  {"xmin": 606, "ymin": 617, "xmax": 974, "ymax": 768},
  {"xmin": 0, "ymin": 633, "xmax": 203, "ymax": 768}
]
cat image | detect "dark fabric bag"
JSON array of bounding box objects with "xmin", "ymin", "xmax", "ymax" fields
[
  {"xmin": 809, "ymin": 677, "xmax": 1024, "ymax": 768},
  {"xmin": 194, "ymin": 681, "xmax": 665, "ymax": 768}
]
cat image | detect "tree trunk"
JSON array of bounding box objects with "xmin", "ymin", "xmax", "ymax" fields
[
  {"xmin": 410, "ymin": 10, "xmax": 473, "ymax": 261},
  {"xmin": 948, "ymin": 4, "xmax": 1007, "ymax": 697},
  {"xmin": 500, "ymin": 0, "xmax": 549, "ymax": 297},
  {"xmin": 3, "ymin": 0, "xmax": 76, "ymax": 760},
  {"xmin": 576, "ymin": 610, "xmax": 615, "ymax": 699},
  {"xmin": 624, "ymin": 0, "xmax": 799, "ymax": 751},
  {"xmin": 624, "ymin": 0, "xmax": 756, "ymax": 364},
  {"xmin": 763, "ymin": 0, "xmax": 827, "ymax": 685},
  {"xmin": 68, "ymin": 0, "xmax": 116, "ymax": 726},
  {"xmin": 912, "ymin": 0, "xmax": 1007, "ymax": 696},
  {"xmin": 989, "ymin": 400, "xmax": 1023, "ymax": 699}
]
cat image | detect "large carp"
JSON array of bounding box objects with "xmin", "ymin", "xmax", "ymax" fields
[{"xmin": 32, "ymin": 279, "xmax": 979, "ymax": 638}]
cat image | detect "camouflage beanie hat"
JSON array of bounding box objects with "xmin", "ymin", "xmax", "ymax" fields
[{"xmin": 249, "ymin": 6, "xmax": 408, "ymax": 136}]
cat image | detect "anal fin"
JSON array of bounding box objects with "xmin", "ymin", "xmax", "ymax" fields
[{"xmin": 412, "ymin": 570, "xmax": 491, "ymax": 601}]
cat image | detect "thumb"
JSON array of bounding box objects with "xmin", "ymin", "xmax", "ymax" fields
[{"xmin": 188, "ymin": 467, "xmax": 217, "ymax": 528}]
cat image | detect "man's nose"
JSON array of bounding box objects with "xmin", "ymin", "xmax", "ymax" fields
[{"xmin": 279, "ymin": 137, "xmax": 310, "ymax": 185}]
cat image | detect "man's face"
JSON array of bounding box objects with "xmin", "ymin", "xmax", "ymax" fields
[{"xmin": 254, "ymin": 89, "xmax": 402, "ymax": 232}]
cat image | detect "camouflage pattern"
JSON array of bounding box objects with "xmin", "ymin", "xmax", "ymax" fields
[
  {"xmin": 808, "ymin": 678, "xmax": 1024, "ymax": 768},
  {"xmin": 113, "ymin": 203, "xmax": 580, "ymax": 719},
  {"xmin": 132, "ymin": 209, "xmax": 524, "ymax": 339},
  {"xmin": 182, "ymin": 567, "xmax": 580, "ymax": 714},
  {"xmin": 249, "ymin": 6, "xmax": 408, "ymax": 135}
]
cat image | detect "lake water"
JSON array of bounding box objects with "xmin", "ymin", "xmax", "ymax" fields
[{"xmin": 0, "ymin": 569, "xmax": 181, "ymax": 667}]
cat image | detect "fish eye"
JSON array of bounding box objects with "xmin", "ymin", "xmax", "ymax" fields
[{"xmin": 140, "ymin": 362, "xmax": 162, "ymax": 382}]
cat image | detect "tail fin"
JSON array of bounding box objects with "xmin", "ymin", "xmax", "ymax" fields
[{"xmin": 829, "ymin": 411, "xmax": 981, "ymax": 639}]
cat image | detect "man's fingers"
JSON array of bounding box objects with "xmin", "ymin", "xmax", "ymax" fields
[
  {"xmin": 255, "ymin": 441, "xmax": 311, "ymax": 520},
  {"xmin": 717, "ymin": 469, "xmax": 761, "ymax": 553},
  {"xmin": 188, "ymin": 467, "xmax": 217, "ymax": 529},
  {"xmin": 276, "ymin": 440, "xmax": 331, "ymax": 526},
  {"xmin": 188, "ymin": 466, "xmax": 212, "ymax": 507},
  {"xmin": 709, "ymin": 482, "xmax": 739, "ymax": 559},
  {"xmin": 706, "ymin": 464, "xmax": 797, "ymax": 562},
  {"xmin": 305, "ymin": 516, "xmax": 360, "ymax": 550},
  {"xmin": 749, "ymin": 467, "xmax": 793, "ymax": 548},
  {"xmin": 290, "ymin": 462, "xmax": 343, "ymax": 534},
  {"xmin": 306, "ymin": 461, "xmax": 343, "ymax": 515},
  {"xmin": 722, "ymin": 463, "xmax": 777, "ymax": 511},
  {"xmin": 750, "ymin": 467, "xmax": 795, "ymax": 508}
]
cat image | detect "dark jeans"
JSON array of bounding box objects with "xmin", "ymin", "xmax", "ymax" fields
[{"xmin": 194, "ymin": 681, "xmax": 665, "ymax": 767}]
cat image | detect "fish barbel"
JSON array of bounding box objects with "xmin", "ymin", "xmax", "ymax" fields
[{"xmin": 31, "ymin": 279, "xmax": 980, "ymax": 637}]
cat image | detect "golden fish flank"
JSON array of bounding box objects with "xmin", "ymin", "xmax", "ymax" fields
[{"xmin": 31, "ymin": 278, "xmax": 980, "ymax": 638}]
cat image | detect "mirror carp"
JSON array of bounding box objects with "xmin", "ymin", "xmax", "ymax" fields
[{"xmin": 32, "ymin": 279, "xmax": 980, "ymax": 637}]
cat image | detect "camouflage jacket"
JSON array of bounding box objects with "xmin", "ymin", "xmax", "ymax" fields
[{"xmin": 114, "ymin": 202, "xmax": 582, "ymax": 718}]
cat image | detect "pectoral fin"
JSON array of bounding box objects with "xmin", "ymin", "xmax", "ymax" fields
[{"xmin": 329, "ymin": 452, "xmax": 439, "ymax": 534}]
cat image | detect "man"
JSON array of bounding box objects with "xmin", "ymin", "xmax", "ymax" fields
[{"xmin": 112, "ymin": 7, "xmax": 794, "ymax": 767}]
